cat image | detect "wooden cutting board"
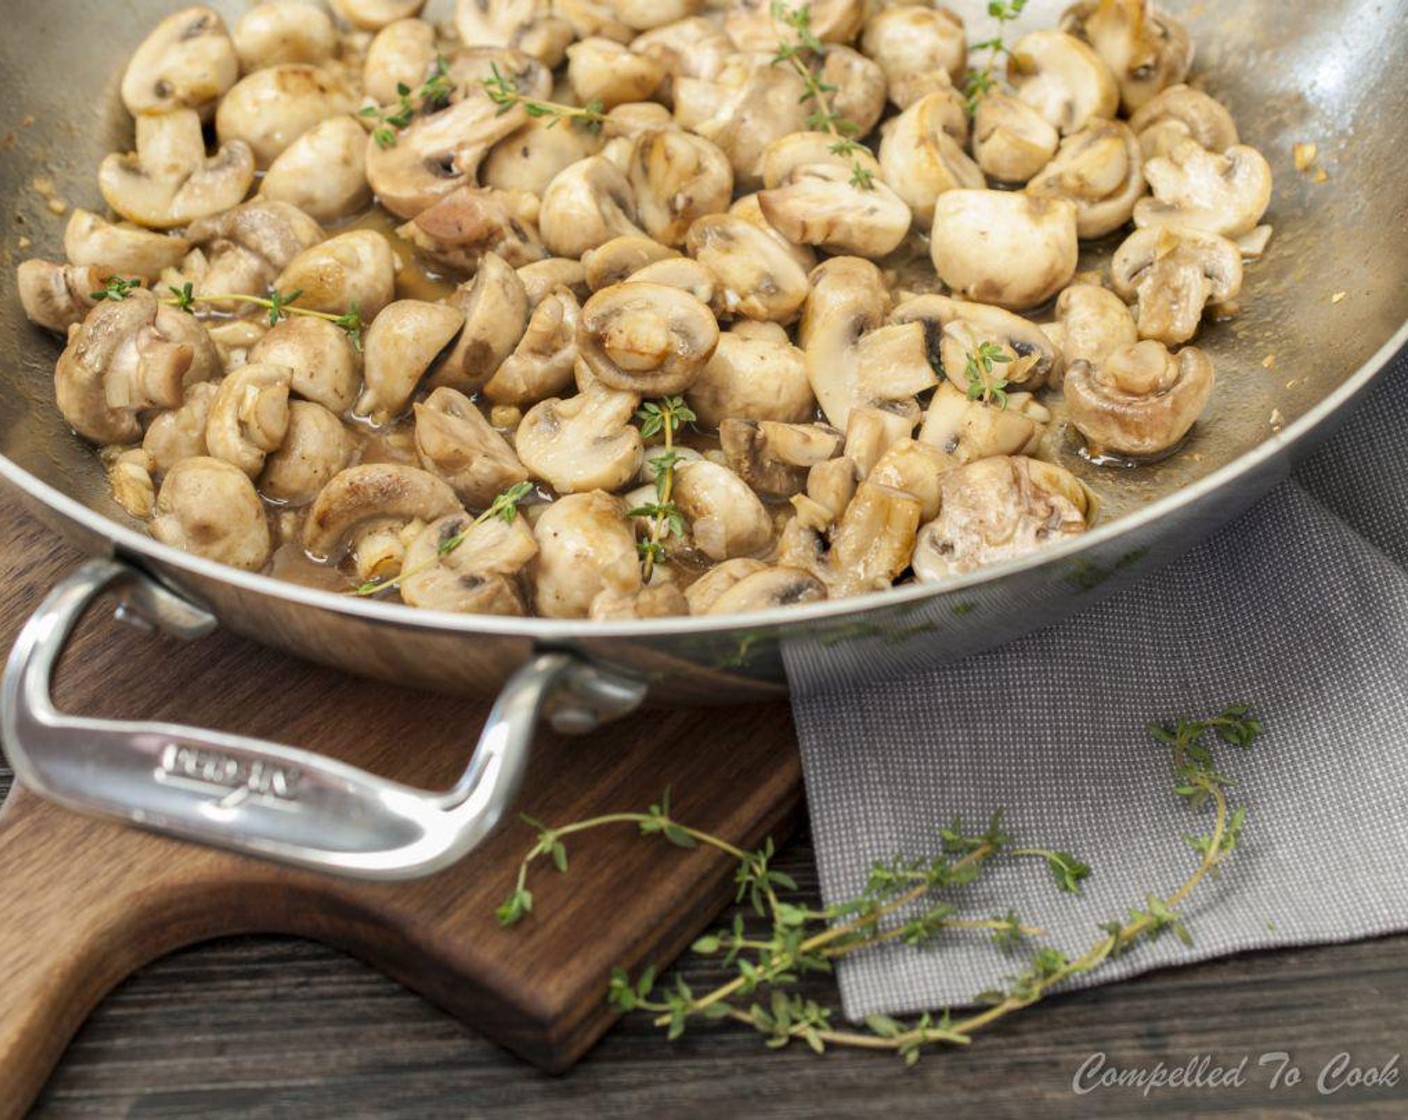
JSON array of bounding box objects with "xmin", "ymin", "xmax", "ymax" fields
[{"xmin": 0, "ymin": 503, "xmax": 803, "ymax": 1119}]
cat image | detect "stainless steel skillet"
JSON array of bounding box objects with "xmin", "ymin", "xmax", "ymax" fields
[{"xmin": 1, "ymin": 0, "xmax": 1404, "ymax": 878}]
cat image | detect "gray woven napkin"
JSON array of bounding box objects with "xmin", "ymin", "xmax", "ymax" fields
[{"xmin": 783, "ymin": 347, "xmax": 1408, "ymax": 1020}]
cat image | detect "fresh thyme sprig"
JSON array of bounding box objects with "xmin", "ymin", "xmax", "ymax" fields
[
  {"xmin": 963, "ymin": 0, "xmax": 1029, "ymax": 113},
  {"xmin": 354, "ymin": 480, "xmax": 535, "ymax": 598},
  {"xmin": 482, "ymin": 62, "xmax": 606, "ymax": 133},
  {"xmin": 360, "ymin": 54, "xmax": 455, "ymax": 148},
  {"xmin": 769, "ymin": 1, "xmax": 876, "ymax": 190},
  {"xmin": 629, "ymin": 396, "xmax": 695, "ymax": 581},
  {"xmin": 963, "ymin": 341, "xmax": 1013, "ymax": 408},
  {"xmin": 91, "ymin": 277, "xmax": 365, "ymax": 350},
  {"xmin": 499, "ymin": 705, "xmax": 1260, "ymax": 1062}
]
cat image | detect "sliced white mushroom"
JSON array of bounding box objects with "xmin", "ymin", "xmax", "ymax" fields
[
  {"xmin": 760, "ymin": 132, "xmax": 880, "ymax": 192},
  {"xmin": 151, "ymin": 456, "xmax": 271, "ymax": 571},
  {"xmin": 686, "ymin": 320, "xmax": 812, "ymax": 428},
  {"xmin": 626, "ymin": 257, "xmax": 718, "ymax": 310},
  {"xmin": 1051, "ymin": 282, "xmax": 1138, "ymax": 368},
  {"xmin": 233, "ymin": 3, "xmax": 337, "ymax": 70},
  {"xmin": 538, "ymin": 156, "xmax": 647, "ymax": 259},
  {"xmin": 800, "ymin": 256, "xmax": 936, "ymax": 430},
  {"xmin": 216, "ymin": 65, "xmax": 354, "ymax": 169},
  {"xmin": 860, "ymin": 4, "xmax": 967, "ymax": 104},
  {"xmin": 430, "ymin": 253, "xmax": 530, "ymax": 392},
  {"xmin": 725, "ymin": 0, "xmax": 862, "ymax": 50},
  {"xmin": 356, "ymin": 300, "xmax": 466, "ymax": 424},
  {"xmin": 16, "ymin": 262, "xmax": 104, "ymax": 335},
  {"xmin": 261, "ymin": 116, "xmax": 372, "ymax": 224},
  {"xmin": 973, "ymin": 93, "xmax": 1061, "ymax": 184},
  {"xmin": 672, "ymin": 460, "xmax": 772, "ymax": 561},
  {"xmin": 827, "ymin": 480, "xmax": 922, "ymax": 599},
  {"xmin": 99, "ymin": 110, "xmax": 256, "ymax": 232},
  {"xmin": 532, "ymin": 490, "xmax": 642, "ymax": 618},
  {"xmin": 918, "ymin": 381, "xmax": 1049, "ymax": 464},
  {"xmin": 1060, "ymin": 0, "xmax": 1193, "ymax": 114},
  {"xmin": 144, "ymin": 381, "xmax": 220, "ymax": 474},
  {"xmin": 758, "ymin": 164, "xmax": 912, "ymax": 259},
  {"xmin": 250, "ymin": 316, "xmax": 363, "ymax": 414},
  {"xmin": 842, "ymin": 401, "xmax": 922, "ymax": 479},
  {"xmin": 332, "ymin": 0, "xmax": 428, "ymax": 31},
  {"xmin": 1007, "ymin": 30, "xmax": 1120, "ymax": 135},
  {"xmin": 685, "ymin": 212, "xmax": 810, "ymax": 325},
  {"xmin": 399, "ymin": 186, "xmax": 548, "ymax": 273},
  {"xmin": 482, "ymin": 287, "xmax": 581, "ymax": 406},
  {"xmin": 121, "ymin": 7, "xmax": 239, "ymax": 120},
  {"xmin": 56, "ymin": 290, "xmax": 220, "ymax": 445},
  {"xmin": 455, "ymin": 0, "xmax": 575, "ymax": 68},
  {"xmin": 929, "ymin": 190, "xmax": 1078, "ymax": 311},
  {"xmin": 1025, "ymin": 119, "xmax": 1145, "ymax": 239},
  {"xmin": 720, "ymin": 419, "xmax": 842, "ymax": 496},
  {"xmin": 303, "ymin": 463, "xmax": 460, "ymax": 559},
  {"xmin": 260, "ymin": 401, "xmax": 356, "ymax": 505},
  {"xmin": 205, "ymin": 362, "xmax": 293, "ymax": 477},
  {"xmin": 414, "ymin": 386, "xmax": 530, "ymax": 508},
  {"xmin": 879, "ymin": 93, "xmax": 986, "ymax": 228},
  {"xmin": 912, "ymin": 455, "xmax": 1088, "ymax": 581},
  {"xmin": 577, "ymin": 282, "xmax": 719, "ymax": 396},
  {"xmin": 1133, "ymin": 138, "xmax": 1273, "ymax": 239},
  {"xmin": 1065, "ymin": 339, "xmax": 1213, "ymax": 458},
  {"xmin": 363, "ymin": 19, "xmax": 438, "ymax": 106},
  {"xmin": 1127, "ymin": 83, "xmax": 1238, "ymax": 161},
  {"xmin": 516, "ymin": 389, "xmax": 644, "ymax": 493},
  {"xmin": 728, "ymin": 193, "xmax": 817, "ymax": 271},
  {"xmin": 64, "ymin": 210, "xmax": 192, "ymax": 283},
  {"xmin": 1111, "ymin": 225, "xmax": 1243, "ymax": 345},
  {"xmin": 274, "ymin": 229, "xmax": 399, "ymax": 320}
]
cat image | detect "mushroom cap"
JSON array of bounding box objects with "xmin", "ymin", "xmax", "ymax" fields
[
  {"xmin": 151, "ymin": 456, "xmax": 272, "ymax": 571},
  {"xmin": 184, "ymin": 198, "xmax": 326, "ymax": 304},
  {"xmin": 1128, "ymin": 83, "xmax": 1238, "ymax": 161},
  {"xmin": 628, "ymin": 128, "xmax": 734, "ymax": 248},
  {"xmin": 144, "ymin": 381, "xmax": 220, "ymax": 474},
  {"xmin": 1060, "ymin": 0, "xmax": 1193, "ymax": 114},
  {"xmin": 626, "ymin": 257, "xmax": 719, "ymax": 311},
  {"xmin": 567, "ymin": 36, "xmax": 666, "ymax": 108},
  {"xmin": 672, "ymin": 460, "xmax": 773, "ymax": 562},
  {"xmin": 516, "ymin": 389, "xmax": 644, "ymax": 494},
  {"xmin": 205, "ymin": 362, "xmax": 293, "ymax": 477},
  {"xmin": 1026, "ymin": 118, "xmax": 1146, "ymax": 239},
  {"xmin": 686, "ymin": 320, "xmax": 812, "ymax": 428},
  {"xmin": 1111, "ymin": 225, "xmax": 1243, "ymax": 345},
  {"xmin": 889, "ymin": 292, "xmax": 1064, "ymax": 390},
  {"xmin": 1133, "ymin": 139, "xmax": 1273, "ymax": 239},
  {"xmin": 64, "ymin": 209, "xmax": 192, "ymax": 283},
  {"xmin": 538, "ymin": 156, "xmax": 647, "ymax": 260},
  {"xmin": 274, "ymin": 229, "xmax": 399, "ymax": 320},
  {"xmin": 99, "ymin": 110, "xmax": 256, "ymax": 232},
  {"xmin": 531, "ymin": 490, "xmax": 642, "ymax": 619},
  {"xmin": 1007, "ymin": 30, "xmax": 1120, "ymax": 135},
  {"xmin": 250, "ymin": 316, "xmax": 363, "ymax": 414},
  {"xmin": 363, "ymin": 18, "xmax": 438, "ymax": 106},
  {"xmin": 482, "ymin": 113, "xmax": 605, "ymax": 197},
  {"xmin": 364, "ymin": 93, "xmax": 530, "ymax": 221},
  {"xmin": 519, "ymin": 258, "xmax": 590, "ymax": 307},
  {"xmin": 415, "ymin": 385, "xmax": 530, "ymax": 508},
  {"xmin": 917, "ymin": 380, "xmax": 1048, "ymax": 465},
  {"xmin": 121, "ymin": 7, "xmax": 239, "ymax": 119},
  {"xmin": 798, "ymin": 255, "xmax": 886, "ymax": 429},
  {"xmin": 17, "ymin": 261, "xmax": 103, "ymax": 335},
  {"xmin": 581, "ymin": 235, "xmax": 679, "ymax": 292},
  {"xmin": 725, "ymin": 0, "xmax": 862, "ymax": 50},
  {"xmin": 302, "ymin": 463, "xmax": 461, "ymax": 558},
  {"xmin": 333, "ymin": 0, "xmax": 428, "ymax": 31},
  {"xmin": 879, "ymin": 92, "xmax": 987, "ymax": 227},
  {"xmin": 973, "ymin": 92, "xmax": 1060, "ymax": 184},
  {"xmin": 454, "ymin": 0, "xmax": 575, "ymax": 68},
  {"xmin": 1065, "ymin": 339, "xmax": 1214, "ymax": 458},
  {"xmin": 483, "ymin": 287, "xmax": 582, "ymax": 406},
  {"xmin": 1052, "ymin": 282, "xmax": 1139, "ymax": 369},
  {"xmin": 399, "ymin": 510, "xmax": 538, "ymax": 614},
  {"xmin": 819, "ymin": 45, "xmax": 888, "ymax": 139},
  {"xmin": 761, "ymin": 131, "xmax": 882, "ymax": 192},
  {"xmin": 703, "ymin": 566, "xmax": 827, "ymax": 615},
  {"xmin": 578, "ymin": 282, "xmax": 720, "ymax": 396},
  {"xmin": 259, "ymin": 400, "xmax": 356, "ymax": 505},
  {"xmin": 912, "ymin": 455, "xmax": 1088, "ymax": 581},
  {"xmin": 261, "ymin": 116, "xmax": 373, "ymax": 224},
  {"xmin": 400, "ymin": 186, "xmax": 549, "ymax": 273},
  {"xmin": 56, "ymin": 290, "xmax": 219, "ymax": 445},
  {"xmin": 216, "ymin": 65, "xmax": 354, "ymax": 169},
  {"xmin": 356, "ymin": 300, "xmax": 467, "ymax": 424},
  {"xmin": 631, "ymin": 17, "xmax": 733, "ymax": 93},
  {"xmin": 685, "ymin": 212, "xmax": 810, "ymax": 325},
  {"xmin": 929, "ymin": 190, "xmax": 1079, "ymax": 311},
  {"xmin": 860, "ymin": 4, "xmax": 966, "ymax": 94},
  {"xmin": 758, "ymin": 164, "xmax": 912, "ymax": 259},
  {"xmin": 430, "ymin": 252, "xmax": 530, "ymax": 392},
  {"xmin": 234, "ymin": 3, "xmax": 337, "ymax": 70}
]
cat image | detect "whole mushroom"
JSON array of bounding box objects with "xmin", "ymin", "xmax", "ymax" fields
[
  {"xmin": 1111, "ymin": 225, "xmax": 1242, "ymax": 345},
  {"xmin": 860, "ymin": 4, "xmax": 967, "ymax": 104},
  {"xmin": 1065, "ymin": 339, "xmax": 1214, "ymax": 458},
  {"xmin": 686, "ymin": 320, "xmax": 812, "ymax": 428},
  {"xmin": 1025, "ymin": 119, "xmax": 1145, "ymax": 239},
  {"xmin": 17, "ymin": 262, "xmax": 104, "ymax": 335},
  {"xmin": 414, "ymin": 386, "xmax": 530, "ymax": 507},
  {"xmin": 930, "ymin": 190, "xmax": 1078, "ymax": 311},
  {"xmin": 532, "ymin": 490, "xmax": 642, "ymax": 619},
  {"xmin": 357, "ymin": 300, "xmax": 467, "ymax": 424},
  {"xmin": 577, "ymin": 282, "xmax": 719, "ymax": 396},
  {"xmin": 482, "ymin": 114, "xmax": 605, "ymax": 197},
  {"xmin": 685, "ymin": 212, "xmax": 810, "ymax": 324},
  {"xmin": 363, "ymin": 19, "xmax": 438, "ymax": 105},
  {"xmin": 216, "ymin": 65, "xmax": 355, "ymax": 169},
  {"xmin": 332, "ymin": 0, "xmax": 428, "ymax": 31},
  {"xmin": 879, "ymin": 92, "xmax": 987, "ymax": 227},
  {"xmin": 628, "ymin": 129, "xmax": 734, "ymax": 248},
  {"xmin": 120, "ymin": 7, "xmax": 239, "ymax": 119},
  {"xmin": 151, "ymin": 457, "xmax": 272, "ymax": 571},
  {"xmin": 260, "ymin": 401, "xmax": 356, "ymax": 505},
  {"xmin": 671, "ymin": 460, "xmax": 773, "ymax": 561},
  {"xmin": 725, "ymin": 0, "xmax": 862, "ymax": 49},
  {"xmin": 399, "ymin": 511, "xmax": 538, "ymax": 615}
]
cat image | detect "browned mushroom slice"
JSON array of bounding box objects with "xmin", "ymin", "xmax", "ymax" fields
[
  {"xmin": 357, "ymin": 300, "xmax": 466, "ymax": 424},
  {"xmin": 539, "ymin": 156, "xmax": 646, "ymax": 259},
  {"xmin": 399, "ymin": 510, "xmax": 539, "ymax": 614},
  {"xmin": 1127, "ymin": 83, "xmax": 1238, "ymax": 161},
  {"xmin": 1133, "ymin": 138, "xmax": 1273, "ymax": 239},
  {"xmin": 182, "ymin": 199, "xmax": 325, "ymax": 306},
  {"xmin": 686, "ymin": 321, "xmax": 812, "ymax": 428},
  {"xmin": 121, "ymin": 7, "xmax": 239, "ymax": 119},
  {"xmin": 251, "ymin": 317, "xmax": 363, "ymax": 415},
  {"xmin": 151, "ymin": 456, "xmax": 272, "ymax": 571},
  {"xmin": 302, "ymin": 464, "xmax": 461, "ymax": 559},
  {"xmin": 1111, "ymin": 226, "xmax": 1243, "ymax": 346},
  {"xmin": 828, "ymin": 481, "xmax": 923, "ymax": 599},
  {"xmin": 532, "ymin": 490, "xmax": 642, "ymax": 619},
  {"xmin": 682, "ymin": 557, "xmax": 769, "ymax": 614},
  {"xmin": 1065, "ymin": 340, "xmax": 1213, "ymax": 458},
  {"xmin": 56, "ymin": 290, "xmax": 220, "ymax": 445},
  {"xmin": 578, "ymin": 282, "xmax": 719, "ymax": 396},
  {"xmin": 758, "ymin": 164, "xmax": 912, "ymax": 259},
  {"xmin": 1006, "ymin": 30, "xmax": 1120, "ymax": 134},
  {"xmin": 65, "ymin": 210, "xmax": 192, "ymax": 283},
  {"xmin": 721, "ymin": 419, "xmax": 844, "ymax": 496},
  {"xmin": 842, "ymin": 401, "xmax": 922, "ymax": 479},
  {"xmin": 399, "ymin": 186, "xmax": 548, "ymax": 273},
  {"xmin": 912, "ymin": 456, "xmax": 1088, "ymax": 581},
  {"xmin": 1025, "ymin": 119, "xmax": 1145, "ymax": 239},
  {"xmin": 866, "ymin": 438, "xmax": 953, "ymax": 522},
  {"xmin": 581, "ymin": 236, "xmax": 679, "ymax": 291},
  {"xmin": 703, "ymin": 566, "xmax": 827, "ymax": 614},
  {"xmin": 929, "ymin": 190, "xmax": 1078, "ymax": 311},
  {"xmin": 516, "ymin": 389, "xmax": 644, "ymax": 494},
  {"xmin": 1060, "ymin": 0, "xmax": 1192, "ymax": 114},
  {"xmin": 889, "ymin": 293, "xmax": 1063, "ymax": 391},
  {"xmin": 917, "ymin": 381, "xmax": 1050, "ymax": 465},
  {"xmin": 518, "ymin": 258, "xmax": 590, "ymax": 306},
  {"xmin": 414, "ymin": 387, "xmax": 529, "ymax": 509},
  {"xmin": 365, "ymin": 94, "xmax": 528, "ymax": 221}
]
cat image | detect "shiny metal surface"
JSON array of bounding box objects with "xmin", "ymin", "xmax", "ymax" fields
[
  {"xmin": 1, "ymin": 0, "xmax": 1405, "ymax": 703},
  {"xmin": 2, "ymin": 558, "xmax": 647, "ymax": 877}
]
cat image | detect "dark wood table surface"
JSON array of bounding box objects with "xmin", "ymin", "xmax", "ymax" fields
[{"xmin": 5, "ymin": 508, "xmax": 1408, "ymax": 1118}]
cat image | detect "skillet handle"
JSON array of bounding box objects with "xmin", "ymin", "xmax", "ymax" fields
[{"xmin": 0, "ymin": 558, "xmax": 646, "ymax": 881}]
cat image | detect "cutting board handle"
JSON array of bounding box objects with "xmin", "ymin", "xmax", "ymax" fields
[{"xmin": 1, "ymin": 559, "xmax": 647, "ymax": 881}]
